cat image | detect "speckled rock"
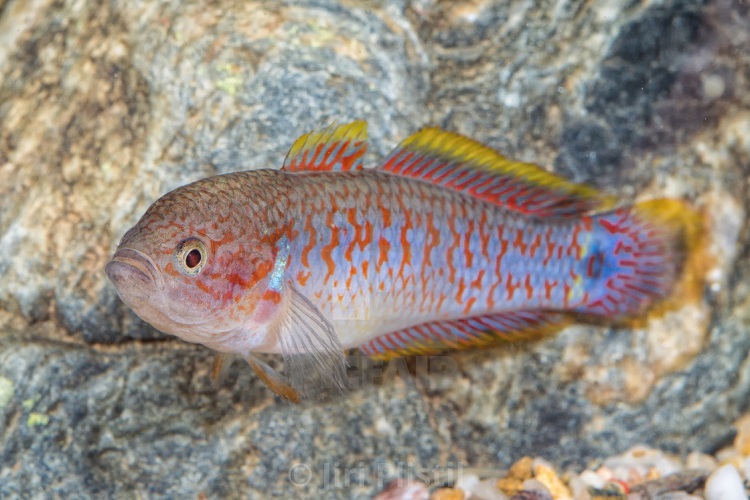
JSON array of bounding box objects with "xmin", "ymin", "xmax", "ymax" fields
[{"xmin": 1, "ymin": 0, "xmax": 749, "ymax": 498}]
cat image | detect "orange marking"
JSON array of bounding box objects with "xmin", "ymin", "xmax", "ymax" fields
[
  {"xmin": 340, "ymin": 144, "xmax": 363, "ymax": 171},
  {"xmin": 563, "ymin": 283, "xmax": 571, "ymax": 307},
  {"xmin": 377, "ymin": 236, "xmax": 390, "ymax": 271},
  {"xmin": 543, "ymin": 228, "xmax": 556, "ymax": 266},
  {"xmin": 513, "ymin": 229, "xmax": 528, "ymax": 255},
  {"xmin": 569, "ymin": 224, "xmax": 582, "ymax": 258},
  {"xmin": 252, "ymin": 260, "xmax": 273, "ymax": 284},
  {"xmin": 313, "ymin": 143, "xmax": 325, "ymax": 167},
  {"xmin": 544, "ymin": 279, "xmax": 558, "ymax": 301},
  {"xmin": 436, "ymin": 292, "xmax": 447, "ymax": 312},
  {"xmin": 321, "ymin": 141, "xmax": 337, "ymax": 168},
  {"xmin": 505, "ymin": 274, "xmax": 520, "ymax": 301},
  {"xmin": 478, "ymin": 211, "xmax": 490, "ymax": 261},
  {"xmin": 196, "ymin": 279, "xmax": 221, "ymax": 301},
  {"xmin": 296, "ymin": 270, "xmax": 311, "ymax": 287},
  {"xmin": 344, "ymin": 208, "xmax": 358, "ymax": 264},
  {"xmin": 446, "ymin": 212, "xmax": 460, "ymax": 282},
  {"xmin": 361, "ymin": 260, "xmax": 369, "ymax": 280},
  {"xmin": 470, "ymin": 269, "xmax": 485, "ymax": 290},
  {"xmin": 346, "ymin": 266, "xmax": 357, "ymax": 289},
  {"xmin": 463, "ymin": 297, "xmax": 476, "ymax": 315},
  {"xmin": 261, "ymin": 289, "xmax": 282, "ymax": 305},
  {"xmin": 494, "ymin": 237, "xmax": 508, "ymax": 279},
  {"xmin": 464, "ymin": 220, "xmax": 474, "ymax": 267},
  {"xmin": 397, "ymin": 199, "xmax": 413, "ymax": 281},
  {"xmin": 455, "ymin": 278, "xmax": 466, "ymax": 304},
  {"xmin": 380, "ymin": 204, "xmax": 392, "ymax": 228},
  {"xmin": 321, "ymin": 212, "xmax": 339, "ymax": 282},
  {"xmin": 529, "ymin": 233, "xmax": 542, "ymax": 258},
  {"xmin": 614, "ymin": 241, "xmax": 632, "ymax": 255},
  {"xmin": 486, "ymin": 280, "xmax": 499, "ymax": 310},
  {"xmin": 226, "ymin": 272, "xmax": 251, "ymax": 288},
  {"xmin": 423, "ymin": 212, "xmax": 440, "ymax": 267},
  {"xmin": 524, "ymin": 274, "xmax": 533, "ymax": 300},
  {"xmin": 300, "ymin": 216, "xmax": 316, "ymax": 268}
]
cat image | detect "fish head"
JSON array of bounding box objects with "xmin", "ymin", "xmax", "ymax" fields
[{"xmin": 106, "ymin": 175, "xmax": 280, "ymax": 347}]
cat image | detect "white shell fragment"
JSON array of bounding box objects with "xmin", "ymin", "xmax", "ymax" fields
[{"xmin": 704, "ymin": 465, "xmax": 746, "ymax": 500}]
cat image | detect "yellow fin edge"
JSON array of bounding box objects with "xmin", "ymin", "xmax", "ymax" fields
[
  {"xmin": 403, "ymin": 127, "xmax": 616, "ymax": 211},
  {"xmin": 286, "ymin": 120, "xmax": 368, "ymax": 162}
]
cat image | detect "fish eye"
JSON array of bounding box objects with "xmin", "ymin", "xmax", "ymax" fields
[{"xmin": 174, "ymin": 238, "xmax": 208, "ymax": 276}]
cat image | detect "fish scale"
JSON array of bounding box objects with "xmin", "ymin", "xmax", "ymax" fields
[{"xmin": 282, "ymin": 170, "xmax": 592, "ymax": 348}]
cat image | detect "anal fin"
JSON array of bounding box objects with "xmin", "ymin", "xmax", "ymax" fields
[{"xmin": 359, "ymin": 311, "xmax": 570, "ymax": 361}]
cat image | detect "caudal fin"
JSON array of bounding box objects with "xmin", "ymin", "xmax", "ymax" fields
[{"xmin": 577, "ymin": 199, "xmax": 705, "ymax": 319}]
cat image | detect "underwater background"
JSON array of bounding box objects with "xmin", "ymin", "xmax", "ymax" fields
[{"xmin": 0, "ymin": 0, "xmax": 748, "ymax": 498}]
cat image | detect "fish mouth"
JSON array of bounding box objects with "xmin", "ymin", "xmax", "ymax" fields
[{"xmin": 105, "ymin": 248, "xmax": 164, "ymax": 292}]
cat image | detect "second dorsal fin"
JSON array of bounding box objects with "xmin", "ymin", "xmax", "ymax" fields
[
  {"xmin": 381, "ymin": 127, "xmax": 615, "ymax": 217},
  {"xmin": 282, "ymin": 120, "xmax": 368, "ymax": 172}
]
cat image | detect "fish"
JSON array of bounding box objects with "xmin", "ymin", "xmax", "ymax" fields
[{"xmin": 105, "ymin": 120, "xmax": 704, "ymax": 402}]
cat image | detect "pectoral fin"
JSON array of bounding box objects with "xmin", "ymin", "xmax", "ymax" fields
[{"xmin": 277, "ymin": 285, "xmax": 349, "ymax": 399}]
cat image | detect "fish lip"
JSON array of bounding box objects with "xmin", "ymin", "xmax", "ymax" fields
[{"xmin": 106, "ymin": 248, "xmax": 164, "ymax": 289}]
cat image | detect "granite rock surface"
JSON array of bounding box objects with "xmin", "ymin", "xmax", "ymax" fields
[{"xmin": 0, "ymin": 0, "xmax": 749, "ymax": 498}]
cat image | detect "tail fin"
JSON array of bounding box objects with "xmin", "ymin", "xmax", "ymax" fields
[{"xmin": 576, "ymin": 199, "xmax": 706, "ymax": 320}]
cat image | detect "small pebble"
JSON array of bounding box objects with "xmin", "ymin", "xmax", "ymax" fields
[
  {"xmin": 497, "ymin": 477, "xmax": 525, "ymax": 496},
  {"xmin": 455, "ymin": 474, "xmax": 479, "ymax": 498},
  {"xmin": 603, "ymin": 445, "xmax": 681, "ymax": 482},
  {"xmin": 735, "ymin": 413, "xmax": 750, "ymax": 456},
  {"xmin": 533, "ymin": 462, "xmax": 572, "ymax": 500},
  {"xmin": 589, "ymin": 480, "xmax": 629, "ymax": 500},
  {"xmin": 522, "ymin": 478, "xmax": 552, "ymax": 496},
  {"xmin": 509, "ymin": 457, "xmax": 534, "ymax": 480},
  {"xmin": 470, "ymin": 479, "xmax": 510, "ymax": 500},
  {"xmin": 578, "ymin": 470, "xmax": 606, "ymax": 489},
  {"xmin": 704, "ymin": 464, "xmax": 746, "ymax": 500},
  {"xmin": 715, "ymin": 447, "xmax": 745, "ymax": 471},
  {"xmin": 499, "ymin": 457, "xmax": 536, "ymax": 496},
  {"xmin": 431, "ymin": 487, "xmax": 464, "ymax": 500},
  {"xmin": 655, "ymin": 493, "xmax": 703, "ymax": 500},
  {"xmin": 566, "ymin": 474, "xmax": 592, "ymax": 500},
  {"xmin": 510, "ymin": 490, "xmax": 553, "ymax": 500},
  {"xmin": 373, "ymin": 479, "xmax": 429, "ymax": 500},
  {"xmin": 685, "ymin": 452, "xmax": 718, "ymax": 471}
]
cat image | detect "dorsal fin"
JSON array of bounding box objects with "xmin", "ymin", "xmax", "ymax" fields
[
  {"xmin": 381, "ymin": 127, "xmax": 615, "ymax": 217},
  {"xmin": 282, "ymin": 120, "xmax": 368, "ymax": 172}
]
